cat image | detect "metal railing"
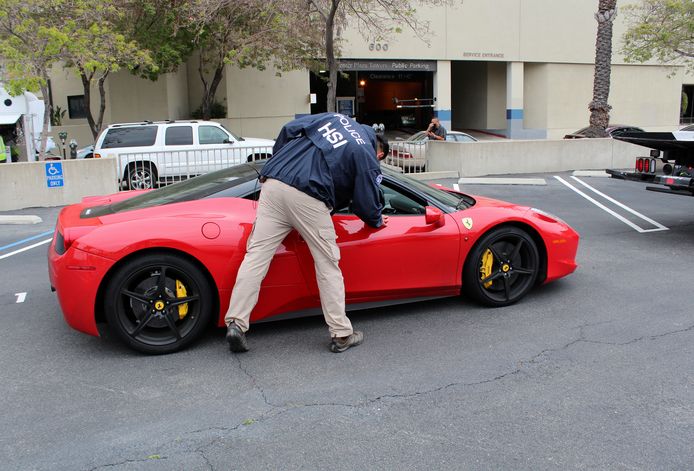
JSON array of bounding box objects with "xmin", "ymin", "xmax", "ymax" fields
[
  {"xmin": 114, "ymin": 145, "xmax": 273, "ymax": 190},
  {"xmin": 384, "ymin": 140, "xmax": 428, "ymax": 174}
]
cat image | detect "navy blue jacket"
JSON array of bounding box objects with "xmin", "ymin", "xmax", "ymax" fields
[{"xmin": 261, "ymin": 113, "xmax": 384, "ymax": 228}]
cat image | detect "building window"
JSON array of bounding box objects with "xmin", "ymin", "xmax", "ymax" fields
[{"xmin": 67, "ymin": 95, "xmax": 87, "ymax": 119}]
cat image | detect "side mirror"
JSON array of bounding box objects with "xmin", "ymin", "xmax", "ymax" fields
[{"xmin": 424, "ymin": 206, "xmax": 445, "ymax": 226}]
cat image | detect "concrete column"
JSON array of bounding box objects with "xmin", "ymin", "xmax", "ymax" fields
[
  {"xmin": 506, "ymin": 61, "xmax": 524, "ymax": 138},
  {"xmin": 434, "ymin": 60, "xmax": 452, "ymax": 131}
]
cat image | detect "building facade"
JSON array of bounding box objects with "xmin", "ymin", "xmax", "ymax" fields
[{"xmin": 46, "ymin": 0, "xmax": 692, "ymax": 146}]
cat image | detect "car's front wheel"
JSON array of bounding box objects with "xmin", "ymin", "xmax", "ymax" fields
[
  {"xmin": 104, "ymin": 253, "xmax": 214, "ymax": 354},
  {"xmin": 463, "ymin": 226, "xmax": 539, "ymax": 307}
]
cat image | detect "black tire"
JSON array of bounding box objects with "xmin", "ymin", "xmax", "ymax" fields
[
  {"xmin": 125, "ymin": 162, "xmax": 158, "ymax": 190},
  {"xmin": 104, "ymin": 253, "xmax": 214, "ymax": 354},
  {"xmin": 463, "ymin": 226, "xmax": 539, "ymax": 307},
  {"xmin": 247, "ymin": 153, "xmax": 271, "ymax": 163}
]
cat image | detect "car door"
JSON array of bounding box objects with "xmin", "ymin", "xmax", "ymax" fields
[
  {"xmin": 295, "ymin": 179, "xmax": 461, "ymax": 304},
  {"xmin": 197, "ymin": 125, "xmax": 240, "ymax": 173}
]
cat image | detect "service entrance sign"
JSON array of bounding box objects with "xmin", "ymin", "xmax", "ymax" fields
[{"xmin": 45, "ymin": 162, "xmax": 64, "ymax": 188}]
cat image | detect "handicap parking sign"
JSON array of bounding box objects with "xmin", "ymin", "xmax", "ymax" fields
[{"xmin": 45, "ymin": 162, "xmax": 64, "ymax": 188}]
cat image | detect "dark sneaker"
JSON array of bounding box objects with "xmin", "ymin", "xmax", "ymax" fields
[
  {"xmin": 330, "ymin": 331, "xmax": 363, "ymax": 353},
  {"xmin": 226, "ymin": 322, "xmax": 249, "ymax": 353}
]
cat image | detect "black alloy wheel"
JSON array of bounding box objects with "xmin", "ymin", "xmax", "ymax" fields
[
  {"xmin": 104, "ymin": 253, "xmax": 213, "ymax": 354},
  {"xmin": 126, "ymin": 163, "xmax": 157, "ymax": 190},
  {"xmin": 463, "ymin": 226, "xmax": 540, "ymax": 307}
]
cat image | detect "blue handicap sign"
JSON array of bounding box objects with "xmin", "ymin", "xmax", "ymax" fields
[{"xmin": 45, "ymin": 162, "xmax": 64, "ymax": 188}]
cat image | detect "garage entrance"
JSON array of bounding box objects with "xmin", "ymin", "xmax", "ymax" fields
[{"xmin": 309, "ymin": 60, "xmax": 436, "ymax": 132}]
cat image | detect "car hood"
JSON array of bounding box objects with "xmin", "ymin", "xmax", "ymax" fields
[{"xmin": 239, "ymin": 137, "xmax": 275, "ymax": 147}]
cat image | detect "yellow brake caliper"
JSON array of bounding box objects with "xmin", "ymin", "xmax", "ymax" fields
[
  {"xmin": 480, "ymin": 249, "xmax": 494, "ymax": 288},
  {"xmin": 176, "ymin": 280, "xmax": 189, "ymax": 319}
]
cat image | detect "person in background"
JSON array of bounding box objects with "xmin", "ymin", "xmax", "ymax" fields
[
  {"xmin": 426, "ymin": 117, "xmax": 446, "ymax": 141},
  {"xmin": 0, "ymin": 134, "xmax": 6, "ymax": 163}
]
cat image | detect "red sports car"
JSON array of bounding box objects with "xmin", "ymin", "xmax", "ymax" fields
[{"xmin": 48, "ymin": 163, "xmax": 579, "ymax": 354}]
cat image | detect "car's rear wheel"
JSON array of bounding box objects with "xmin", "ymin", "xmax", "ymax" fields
[
  {"xmin": 125, "ymin": 163, "xmax": 157, "ymax": 190},
  {"xmin": 104, "ymin": 253, "xmax": 213, "ymax": 354},
  {"xmin": 247, "ymin": 153, "xmax": 271, "ymax": 163},
  {"xmin": 463, "ymin": 226, "xmax": 539, "ymax": 307}
]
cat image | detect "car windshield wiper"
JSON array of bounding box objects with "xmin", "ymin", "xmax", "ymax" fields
[{"xmin": 455, "ymin": 197, "xmax": 469, "ymax": 210}]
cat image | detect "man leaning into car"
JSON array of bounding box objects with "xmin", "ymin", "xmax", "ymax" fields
[{"xmin": 225, "ymin": 112, "xmax": 390, "ymax": 353}]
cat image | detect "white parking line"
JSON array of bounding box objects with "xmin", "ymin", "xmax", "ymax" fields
[
  {"xmin": 15, "ymin": 292, "xmax": 26, "ymax": 303},
  {"xmin": 554, "ymin": 176, "xmax": 668, "ymax": 233},
  {"xmin": 570, "ymin": 176, "xmax": 669, "ymax": 231},
  {"xmin": 0, "ymin": 238, "xmax": 53, "ymax": 260}
]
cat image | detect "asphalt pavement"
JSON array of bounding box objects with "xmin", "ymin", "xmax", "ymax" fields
[{"xmin": 1, "ymin": 173, "xmax": 693, "ymax": 470}]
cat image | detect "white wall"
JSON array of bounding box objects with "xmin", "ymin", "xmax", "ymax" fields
[
  {"xmin": 427, "ymin": 138, "xmax": 645, "ymax": 177},
  {"xmin": 521, "ymin": 63, "xmax": 682, "ymax": 139},
  {"xmin": 340, "ymin": 0, "xmax": 646, "ymax": 65},
  {"xmin": 524, "ymin": 63, "xmax": 548, "ymax": 130},
  {"xmin": 166, "ymin": 67, "xmax": 190, "ymax": 120},
  {"xmin": 225, "ymin": 66, "xmax": 310, "ymax": 139},
  {"xmin": 107, "ymin": 70, "xmax": 169, "ymax": 123},
  {"xmin": 487, "ymin": 62, "xmax": 506, "ymax": 129},
  {"xmin": 0, "ymin": 158, "xmax": 118, "ymax": 210}
]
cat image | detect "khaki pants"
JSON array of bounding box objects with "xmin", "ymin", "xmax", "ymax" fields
[{"xmin": 224, "ymin": 178, "xmax": 353, "ymax": 338}]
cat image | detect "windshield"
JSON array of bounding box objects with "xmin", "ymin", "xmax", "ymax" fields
[
  {"xmin": 382, "ymin": 167, "xmax": 474, "ymax": 210},
  {"xmin": 407, "ymin": 131, "xmax": 428, "ymax": 142},
  {"xmin": 219, "ymin": 123, "xmax": 243, "ymax": 141},
  {"xmin": 81, "ymin": 164, "xmax": 261, "ymax": 218}
]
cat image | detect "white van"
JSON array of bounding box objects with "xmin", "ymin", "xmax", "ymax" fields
[{"xmin": 93, "ymin": 120, "xmax": 275, "ymax": 189}]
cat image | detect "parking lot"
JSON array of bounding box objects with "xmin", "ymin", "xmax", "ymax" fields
[{"xmin": 1, "ymin": 172, "xmax": 693, "ymax": 470}]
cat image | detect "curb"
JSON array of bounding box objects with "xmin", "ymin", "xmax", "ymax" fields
[
  {"xmin": 572, "ymin": 170, "xmax": 610, "ymax": 177},
  {"xmin": 406, "ymin": 171, "xmax": 460, "ymax": 181},
  {"xmin": 458, "ymin": 177, "xmax": 547, "ymax": 185},
  {"xmin": 0, "ymin": 215, "xmax": 43, "ymax": 225}
]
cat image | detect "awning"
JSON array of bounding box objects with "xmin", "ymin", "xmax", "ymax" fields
[{"xmin": 0, "ymin": 113, "xmax": 21, "ymax": 125}]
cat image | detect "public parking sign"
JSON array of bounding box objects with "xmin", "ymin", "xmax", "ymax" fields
[{"xmin": 45, "ymin": 162, "xmax": 64, "ymax": 188}]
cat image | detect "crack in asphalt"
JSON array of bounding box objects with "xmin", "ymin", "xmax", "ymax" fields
[
  {"xmin": 194, "ymin": 440, "xmax": 218, "ymax": 471},
  {"xmin": 233, "ymin": 353, "xmax": 279, "ymax": 408},
  {"xmin": 580, "ymin": 323, "xmax": 694, "ymax": 346},
  {"xmin": 85, "ymin": 321, "xmax": 694, "ymax": 470},
  {"xmin": 87, "ymin": 457, "xmax": 167, "ymax": 471}
]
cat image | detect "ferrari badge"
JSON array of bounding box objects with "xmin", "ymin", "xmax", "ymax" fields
[{"xmin": 462, "ymin": 217, "xmax": 473, "ymax": 230}]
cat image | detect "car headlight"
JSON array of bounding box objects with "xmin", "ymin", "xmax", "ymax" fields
[{"xmin": 530, "ymin": 207, "xmax": 567, "ymax": 226}]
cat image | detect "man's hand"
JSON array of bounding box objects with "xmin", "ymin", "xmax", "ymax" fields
[{"xmin": 381, "ymin": 215, "xmax": 389, "ymax": 226}]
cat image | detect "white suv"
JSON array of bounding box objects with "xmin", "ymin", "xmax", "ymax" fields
[{"xmin": 93, "ymin": 120, "xmax": 275, "ymax": 189}]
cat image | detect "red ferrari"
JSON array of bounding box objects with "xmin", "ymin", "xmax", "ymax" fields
[{"xmin": 48, "ymin": 163, "xmax": 579, "ymax": 354}]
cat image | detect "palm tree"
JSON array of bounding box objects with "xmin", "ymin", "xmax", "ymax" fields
[{"xmin": 587, "ymin": 0, "xmax": 618, "ymax": 138}]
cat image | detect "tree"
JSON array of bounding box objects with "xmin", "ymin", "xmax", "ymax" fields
[
  {"xmin": 59, "ymin": 0, "xmax": 154, "ymax": 139},
  {"xmin": 181, "ymin": 0, "xmax": 299, "ymax": 120},
  {"xmin": 299, "ymin": 0, "xmax": 447, "ymax": 112},
  {"xmin": 121, "ymin": 0, "xmax": 196, "ymax": 81},
  {"xmin": 622, "ymin": 0, "xmax": 694, "ymax": 74},
  {"xmin": 586, "ymin": 0, "xmax": 618, "ymax": 138},
  {"xmin": 0, "ymin": 0, "xmax": 68, "ymax": 159}
]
